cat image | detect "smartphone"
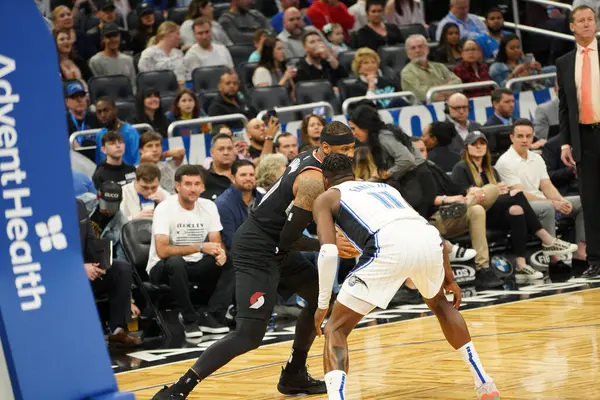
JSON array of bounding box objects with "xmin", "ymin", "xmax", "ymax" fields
[
  {"xmin": 524, "ymin": 53, "xmax": 535, "ymax": 66},
  {"xmin": 141, "ymin": 201, "xmax": 155, "ymax": 211},
  {"xmin": 262, "ymin": 109, "xmax": 278, "ymax": 124}
]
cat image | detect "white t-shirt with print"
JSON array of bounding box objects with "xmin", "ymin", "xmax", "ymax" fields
[{"xmin": 146, "ymin": 195, "xmax": 223, "ymax": 273}]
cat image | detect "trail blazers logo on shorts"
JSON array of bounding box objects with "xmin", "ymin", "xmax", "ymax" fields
[{"xmin": 249, "ymin": 292, "xmax": 266, "ymax": 309}]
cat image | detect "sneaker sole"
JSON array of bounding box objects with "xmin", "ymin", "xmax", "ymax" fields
[
  {"xmin": 200, "ymin": 326, "xmax": 230, "ymax": 334},
  {"xmin": 183, "ymin": 331, "xmax": 203, "ymax": 338},
  {"xmin": 277, "ymin": 383, "xmax": 327, "ymax": 395},
  {"xmin": 542, "ymin": 245, "xmax": 578, "ymax": 256},
  {"xmin": 515, "ymin": 274, "xmax": 544, "ymax": 283}
]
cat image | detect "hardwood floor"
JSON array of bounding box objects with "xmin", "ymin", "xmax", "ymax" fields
[{"xmin": 117, "ymin": 288, "xmax": 600, "ymax": 399}]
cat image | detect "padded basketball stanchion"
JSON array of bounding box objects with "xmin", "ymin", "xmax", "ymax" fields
[{"xmin": 0, "ymin": 1, "xmax": 133, "ymax": 399}]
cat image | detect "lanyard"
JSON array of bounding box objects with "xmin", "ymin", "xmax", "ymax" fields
[{"xmin": 70, "ymin": 112, "xmax": 86, "ymax": 132}]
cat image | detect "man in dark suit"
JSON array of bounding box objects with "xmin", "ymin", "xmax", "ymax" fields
[
  {"xmin": 542, "ymin": 135, "xmax": 579, "ymax": 196},
  {"xmin": 484, "ymin": 88, "xmax": 515, "ymax": 127},
  {"xmin": 556, "ymin": 4, "xmax": 600, "ymax": 277}
]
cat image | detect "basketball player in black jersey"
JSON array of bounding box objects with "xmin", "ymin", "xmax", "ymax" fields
[{"xmin": 153, "ymin": 122, "xmax": 357, "ymax": 399}]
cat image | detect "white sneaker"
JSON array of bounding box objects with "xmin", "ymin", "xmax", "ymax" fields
[
  {"xmin": 542, "ymin": 238, "xmax": 578, "ymax": 256},
  {"xmin": 449, "ymin": 244, "xmax": 476, "ymax": 262},
  {"xmin": 515, "ymin": 265, "xmax": 544, "ymax": 283},
  {"xmin": 476, "ymin": 381, "xmax": 500, "ymax": 400}
]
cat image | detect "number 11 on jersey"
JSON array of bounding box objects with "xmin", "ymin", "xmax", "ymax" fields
[{"xmin": 367, "ymin": 191, "xmax": 405, "ymax": 209}]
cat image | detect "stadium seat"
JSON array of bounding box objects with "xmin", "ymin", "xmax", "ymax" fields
[
  {"xmin": 116, "ymin": 100, "xmax": 135, "ymax": 121},
  {"xmin": 213, "ymin": 3, "xmax": 230, "ymax": 21},
  {"xmin": 397, "ymin": 23, "xmax": 427, "ymax": 41},
  {"xmin": 378, "ymin": 45, "xmax": 408, "ymax": 73},
  {"xmin": 338, "ymin": 77, "xmax": 362, "ymax": 103},
  {"xmin": 198, "ymin": 90, "xmax": 220, "ymax": 113},
  {"xmin": 167, "ymin": 7, "xmax": 188, "ymax": 25},
  {"xmin": 160, "ymin": 95, "xmax": 175, "ymax": 113},
  {"xmin": 295, "ymin": 79, "xmax": 341, "ymax": 114},
  {"xmin": 228, "ymin": 44, "xmax": 256, "ymax": 73},
  {"xmin": 192, "ymin": 65, "xmax": 231, "ymax": 92},
  {"xmin": 338, "ymin": 50, "xmax": 357, "ymax": 75},
  {"xmin": 137, "ymin": 70, "xmax": 179, "ymax": 96},
  {"xmin": 250, "ymin": 85, "xmax": 292, "ymax": 112},
  {"xmin": 240, "ymin": 62, "xmax": 258, "ymax": 89},
  {"xmin": 88, "ymin": 75, "xmax": 134, "ymax": 103}
]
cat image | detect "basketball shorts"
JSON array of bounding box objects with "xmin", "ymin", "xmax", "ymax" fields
[{"xmin": 338, "ymin": 220, "xmax": 444, "ymax": 315}]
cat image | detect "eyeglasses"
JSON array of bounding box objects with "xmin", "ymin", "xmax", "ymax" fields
[
  {"xmin": 450, "ymin": 105, "xmax": 469, "ymax": 111},
  {"xmin": 462, "ymin": 47, "xmax": 480, "ymax": 53}
]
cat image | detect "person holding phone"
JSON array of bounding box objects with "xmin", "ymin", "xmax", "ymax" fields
[
  {"xmin": 120, "ymin": 163, "xmax": 170, "ymax": 220},
  {"xmin": 246, "ymin": 116, "xmax": 280, "ymax": 160}
]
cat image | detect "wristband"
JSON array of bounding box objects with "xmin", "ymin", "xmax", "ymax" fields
[
  {"xmin": 317, "ymin": 244, "xmax": 339, "ymax": 309},
  {"xmin": 560, "ymin": 144, "xmax": 570, "ymax": 150},
  {"xmin": 441, "ymin": 195, "xmax": 447, "ymax": 205}
]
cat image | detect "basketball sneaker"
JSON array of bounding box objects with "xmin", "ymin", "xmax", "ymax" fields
[
  {"xmin": 476, "ymin": 381, "xmax": 500, "ymax": 400},
  {"xmin": 277, "ymin": 366, "xmax": 327, "ymax": 395},
  {"xmin": 178, "ymin": 313, "xmax": 202, "ymax": 338},
  {"xmin": 198, "ymin": 311, "xmax": 230, "ymax": 334},
  {"xmin": 449, "ymin": 244, "xmax": 477, "ymax": 263},
  {"xmin": 152, "ymin": 385, "xmax": 185, "ymax": 399},
  {"xmin": 515, "ymin": 264, "xmax": 544, "ymax": 283},
  {"xmin": 542, "ymin": 238, "xmax": 578, "ymax": 256}
]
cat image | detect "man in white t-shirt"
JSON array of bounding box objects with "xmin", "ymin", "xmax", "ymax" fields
[
  {"xmin": 184, "ymin": 17, "xmax": 234, "ymax": 81},
  {"xmin": 495, "ymin": 119, "xmax": 587, "ymax": 270},
  {"xmin": 147, "ymin": 165, "xmax": 234, "ymax": 338},
  {"xmin": 120, "ymin": 163, "xmax": 169, "ymax": 220}
]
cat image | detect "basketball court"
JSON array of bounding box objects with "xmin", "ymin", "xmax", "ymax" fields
[{"xmin": 115, "ymin": 280, "xmax": 600, "ymax": 399}]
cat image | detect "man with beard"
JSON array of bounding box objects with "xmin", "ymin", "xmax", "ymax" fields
[
  {"xmin": 218, "ymin": 0, "xmax": 272, "ymax": 45},
  {"xmin": 207, "ymin": 72, "xmax": 257, "ymax": 130},
  {"xmin": 278, "ymin": 7, "xmax": 325, "ymax": 58},
  {"xmin": 183, "ymin": 17, "xmax": 234, "ymax": 80},
  {"xmin": 94, "ymin": 97, "xmax": 140, "ymax": 166},
  {"xmin": 272, "ymin": 0, "xmax": 312, "ymax": 33},
  {"xmin": 275, "ymin": 132, "xmax": 300, "ymax": 161},
  {"xmin": 246, "ymin": 117, "xmax": 280, "ymax": 160},
  {"xmin": 202, "ymin": 133, "xmax": 236, "ymax": 201},
  {"xmin": 475, "ymin": 8, "xmax": 510, "ymax": 59}
]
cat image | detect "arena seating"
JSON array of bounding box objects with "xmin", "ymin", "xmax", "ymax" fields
[
  {"xmin": 295, "ymin": 80, "xmax": 341, "ymax": 115},
  {"xmin": 88, "ymin": 75, "xmax": 134, "ymax": 104},
  {"xmin": 193, "ymin": 65, "xmax": 232, "ymax": 92},
  {"xmin": 137, "ymin": 70, "xmax": 180, "ymax": 97}
]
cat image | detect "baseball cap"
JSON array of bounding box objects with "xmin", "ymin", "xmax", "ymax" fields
[
  {"xmin": 100, "ymin": 22, "xmax": 120, "ymax": 37},
  {"xmin": 65, "ymin": 81, "xmax": 86, "ymax": 97},
  {"xmin": 98, "ymin": 181, "xmax": 123, "ymax": 212},
  {"xmin": 98, "ymin": 0, "xmax": 116, "ymax": 11},
  {"xmin": 464, "ymin": 131, "xmax": 488, "ymax": 146},
  {"xmin": 136, "ymin": 2, "xmax": 154, "ymax": 17}
]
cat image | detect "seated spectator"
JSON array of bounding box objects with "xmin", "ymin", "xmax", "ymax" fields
[
  {"xmin": 129, "ymin": 89, "xmax": 168, "ymax": 137},
  {"xmin": 445, "ymin": 92, "xmax": 482, "ymax": 152},
  {"xmin": 349, "ymin": 0, "xmax": 368, "ymax": 32},
  {"xmin": 484, "ymin": 88, "xmax": 514, "ymax": 126},
  {"xmin": 165, "ymin": 89, "xmax": 208, "ymax": 136},
  {"xmin": 76, "ymin": 198, "xmax": 141, "ymax": 346},
  {"xmin": 453, "ymin": 39, "xmax": 493, "ymax": 98},
  {"xmin": 307, "ymin": 0, "xmax": 355, "ymax": 39},
  {"xmin": 435, "ymin": 0, "xmax": 488, "ymax": 41},
  {"xmin": 278, "ymin": 8, "xmax": 325, "ymax": 59},
  {"xmin": 51, "ymin": 5, "xmax": 96, "ymax": 60},
  {"xmin": 181, "ymin": 0, "xmax": 233, "ymax": 48},
  {"xmin": 207, "ymin": 72, "xmax": 258, "ymax": 130},
  {"xmin": 130, "ymin": 2, "xmax": 158, "ymax": 55},
  {"xmin": 346, "ymin": 47, "xmax": 400, "ymax": 109},
  {"xmin": 78, "ymin": 181, "xmax": 129, "ymax": 260},
  {"xmin": 249, "ymin": 29, "xmax": 270, "ymax": 62},
  {"xmin": 184, "ymin": 17, "xmax": 234, "ymax": 79},
  {"xmin": 203, "ymin": 133, "xmax": 236, "ymax": 200},
  {"xmin": 323, "ymin": 23, "xmax": 350, "ymax": 55},
  {"xmin": 146, "ymin": 165, "xmax": 234, "ymax": 336},
  {"xmin": 139, "ymin": 131, "xmax": 186, "ymax": 194},
  {"xmin": 252, "ymin": 37, "xmax": 296, "ymax": 98},
  {"xmin": 86, "ymin": 0, "xmax": 131, "ymax": 53},
  {"xmin": 218, "ymin": 0, "xmax": 272, "ymax": 45},
  {"xmin": 411, "ymin": 136, "xmax": 428, "ymax": 158},
  {"xmin": 73, "ymin": 171, "xmax": 96, "ymax": 196},
  {"xmin": 430, "ymin": 22, "xmax": 461, "ymax": 65},
  {"xmin": 422, "ymin": 121, "xmax": 461, "ymax": 173},
  {"xmin": 401, "ymin": 34, "xmax": 462, "ymax": 102},
  {"xmin": 120, "ymin": 163, "xmax": 169, "ymax": 220},
  {"xmin": 138, "ymin": 21, "xmax": 187, "ymax": 87},
  {"xmin": 54, "ymin": 27, "xmax": 93, "ymax": 81},
  {"xmin": 89, "ymin": 23, "xmax": 137, "ymax": 92},
  {"xmin": 202, "ymin": 125, "xmax": 253, "ymax": 168},
  {"xmin": 354, "ymin": 0, "xmax": 404, "ymax": 51},
  {"xmin": 216, "ymin": 160, "xmax": 263, "ymax": 249},
  {"xmin": 246, "ymin": 117, "xmax": 279, "ymax": 159},
  {"xmin": 272, "ymin": 0, "xmax": 312, "ymax": 34},
  {"xmin": 495, "ymin": 119, "xmax": 587, "ymax": 269},
  {"xmin": 384, "ymin": 0, "xmax": 425, "ymax": 27},
  {"xmin": 353, "ymin": 145, "xmax": 378, "ymax": 180},
  {"xmin": 274, "ymin": 132, "xmax": 299, "ymax": 161},
  {"xmin": 532, "ymin": 80, "xmax": 558, "ymax": 150},
  {"xmin": 255, "ymin": 153, "xmax": 288, "ymax": 193},
  {"xmin": 542, "ymin": 135, "xmax": 579, "ymax": 197},
  {"xmin": 95, "ymin": 97, "xmax": 140, "ymax": 165},
  {"xmin": 474, "ymin": 7, "xmax": 509, "ymax": 60},
  {"xmin": 92, "ymin": 131, "xmax": 137, "ymax": 188},
  {"xmin": 65, "ymin": 80, "xmax": 99, "ymax": 140},
  {"xmin": 299, "ymin": 113, "xmax": 325, "ymax": 148},
  {"xmin": 295, "ymin": 31, "xmax": 347, "ymax": 87},
  {"xmin": 452, "ymin": 131, "xmax": 576, "ymax": 282},
  {"xmin": 490, "ymin": 34, "xmax": 556, "ymax": 90}
]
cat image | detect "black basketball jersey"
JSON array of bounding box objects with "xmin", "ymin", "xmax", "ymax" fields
[{"xmin": 250, "ymin": 150, "xmax": 323, "ymax": 241}]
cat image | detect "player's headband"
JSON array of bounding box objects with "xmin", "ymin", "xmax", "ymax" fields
[{"xmin": 320, "ymin": 132, "xmax": 355, "ymax": 146}]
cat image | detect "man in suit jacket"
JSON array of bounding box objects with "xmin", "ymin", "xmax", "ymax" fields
[
  {"xmin": 542, "ymin": 135, "xmax": 579, "ymax": 196},
  {"xmin": 556, "ymin": 4, "xmax": 600, "ymax": 276},
  {"xmin": 484, "ymin": 88, "xmax": 515, "ymax": 127},
  {"xmin": 445, "ymin": 93, "xmax": 483, "ymax": 153},
  {"xmin": 533, "ymin": 80, "xmax": 559, "ymax": 150}
]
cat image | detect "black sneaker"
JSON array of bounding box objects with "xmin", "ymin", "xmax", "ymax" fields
[
  {"xmin": 152, "ymin": 385, "xmax": 186, "ymax": 399},
  {"xmin": 277, "ymin": 366, "xmax": 327, "ymax": 395},
  {"xmin": 178, "ymin": 313, "xmax": 203, "ymax": 338},
  {"xmin": 582, "ymin": 263, "xmax": 600, "ymax": 278},
  {"xmin": 475, "ymin": 268, "xmax": 504, "ymax": 289},
  {"xmin": 198, "ymin": 311, "xmax": 230, "ymax": 334}
]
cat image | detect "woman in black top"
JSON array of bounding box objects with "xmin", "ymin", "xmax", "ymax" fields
[
  {"xmin": 430, "ymin": 22, "xmax": 461, "ymax": 65},
  {"xmin": 354, "ymin": 0, "xmax": 404, "ymax": 51},
  {"xmin": 451, "ymin": 132, "xmax": 576, "ymax": 277},
  {"xmin": 421, "ymin": 121, "xmax": 460, "ymax": 173},
  {"xmin": 129, "ymin": 88, "xmax": 168, "ymax": 137}
]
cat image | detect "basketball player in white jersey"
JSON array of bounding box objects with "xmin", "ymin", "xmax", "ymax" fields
[{"xmin": 312, "ymin": 154, "xmax": 501, "ymax": 400}]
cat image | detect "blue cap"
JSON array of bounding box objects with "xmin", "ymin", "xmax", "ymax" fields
[{"xmin": 66, "ymin": 81, "xmax": 86, "ymax": 97}]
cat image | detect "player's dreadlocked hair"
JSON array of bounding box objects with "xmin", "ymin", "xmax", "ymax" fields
[{"xmin": 322, "ymin": 154, "xmax": 354, "ymax": 183}]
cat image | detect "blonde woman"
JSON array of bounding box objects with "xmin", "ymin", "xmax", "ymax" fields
[
  {"xmin": 138, "ymin": 21, "xmax": 188, "ymax": 87},
  {"xmin": 255, "ymin": 153, "xmax": 288, "ymax": 193},
  {"xmin": 347, "ymin": 48, "xmax": 400, "ymax": 108},
  {"xmin": 353, "ymin": 146, "xmax": 378, "ymax": 181}
]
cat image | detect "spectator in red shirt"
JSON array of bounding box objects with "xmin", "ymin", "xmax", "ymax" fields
[
  {"xmin": 452, "ymin": 38, "xmax": 493, "ymax": 98},
  {"xmin": 306, "ymin": 0, "xmax": 355, "ymax": 39}
]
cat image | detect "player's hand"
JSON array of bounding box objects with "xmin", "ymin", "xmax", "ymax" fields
[
  {"xmin": 444, "ymin": 281, "xmax": 462, "ymax": 309},
  {"xmin": 561, "ymin": 146, "xmax": 575, "ymax": 168},
  {"xmin": 336, "ymin": 232, "xmax": 361, "ymax": 258},
  {"xmin": 314, "ymin": 307, "xmax": 328, "ymax": 337}
]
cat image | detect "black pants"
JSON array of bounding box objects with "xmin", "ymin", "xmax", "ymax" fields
[
  {"xmin": 388, "ymin": 162, "xmax": 437, "ymax": 219},
  {"xmin": 92, "ymin": 259, "xmax": 132, "ymax": 332},
  {"xmin": 487, "ymin": 192, "xmax": 543, "ymax": 257},
  {"xmin": 149, "ymin": 255, "xmax": 235, "ymax": 322},
  {"xmin": 579, "ymin": 125, "xmax": 600, "ymax": 263}
]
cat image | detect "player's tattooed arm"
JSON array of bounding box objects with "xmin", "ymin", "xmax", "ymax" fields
[{"xmin": 293, "ymin": 172, "xmax": 325, "ymax": 211}]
